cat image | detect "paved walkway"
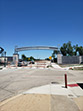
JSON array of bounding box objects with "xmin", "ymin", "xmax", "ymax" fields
[
  {"xmin": 23, "ymin": 84, "xmax": 83, "ymax": 98},
  {"xmin": 0, "ymin": 83, "xmax": 83, "ymax": 111}
]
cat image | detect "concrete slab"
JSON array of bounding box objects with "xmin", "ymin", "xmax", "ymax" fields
[
  {"xmin": 23, "ymin": 84, "xmax": 78, "ymax": 98},
  {"xmin": 23, "ymin": 84, "xmax": 51, "ymax": 95},
  {"xmin": 69, "ymin": 86, "xmax": 83, "ymax": 97},
  {"xmin": 51, "ymin": 63, "xmax": 63, "ymax": 69},
  {"xmin": 51, "ymin": 84, "xmax": 76, "ymax": 97},
  {"xmin": 74, "ymin": 96, "xmax": 83, "ymax": 111},
  {"xmin": 0, "ymin": 94, "xmax": 80, "ymax": 111},
  {"xmin": 51, "ymin": 95, "xmax": 80, "ymax": 111},
  {"xmin": 0, "ymin": 94, "xmax": 51, "ymax": 111}
]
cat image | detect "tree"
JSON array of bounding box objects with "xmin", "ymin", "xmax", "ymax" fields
[
  {"xmin": 66, "ymin": 41, "xmax": 73, "ymax": 56},
  {"xmin": 22, "ymin": 54, "xmax": 27, "ymax": 61},
  {"xmin": 78, "ymin": 46, "xmax": 83, "ymax": 56},
  {"xmin": 60, "ymin": 41, "xmax": 74, "ymax": 56},
  {"xmin": 60, "ymin": 43, "xmax": 67, "ymax": 56},
  {"xmin": 52, "ymin": 52, "xmax": 55, "ymax": 59},
  {"xmin": 45, "ymin": 58, "xmax": 50, "ymax": 60},
  {"xmin": 73, "ymin": 44, "xmax": 79, "ymax": 56},
  {"xmin": 52, "ymin": 50, "xmax": 59, "ymax": 62},
  {"xmin": 60, "ymin": 41, "xmax": 83, "ymax": 56},
  {"xmin": 30, "ymin": 56, "xmax": 35, "ymax": 61},
  {"xmin": 21, "ymin": 54, "xmax": 36, "ymax": 61},
  {"xmin": 53, "ymin": 50, "xmax": 59, "ymax": 55},
  {"xmin": 52, "ymin": 50, "xmax": 59, "ymax": 58}
]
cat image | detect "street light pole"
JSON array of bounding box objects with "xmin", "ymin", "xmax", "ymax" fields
[{"xmin": 4, "ymin": 51, "xmax": 6, "ymax": 67}]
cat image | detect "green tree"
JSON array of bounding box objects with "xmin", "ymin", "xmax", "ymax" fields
[
  {"xmin": 60, "ymin": 43, "xmax": 67, "ymax": 56},
  {"xmin": 30, "ymin": 56, "xmax": 35, "ymax": 61},
  {"xmin": 78, "ymin": 46, "xmax": 83, "ymax": 56},
  {"xmin": 73, "ymin": 44, "xmax": 79, "ymax": 56},
  {"xmin": 53, "ymin": 50, "xmax": 59, "ymax": 55},
  {"xmin": 45, "ymin": 58, "xmax": 50, "ymax": 60},
  {"xmin": 52, "ymin": 52, "xmax": 55, "ymax": 59},
  {"xmin": 66, "ymin": 41, "xmax": 73, "ymax": 56},
  {"xmin": 60, "ymin": 41, "xmax": 74, "ymax": 56},
  {"xmin": 52, "ymin": 50, "xmax": 59, "ymax": 62},
  {"xmin": 52, "ymin": 50, "xmax": 59, "ymax": 58},
  {"xmin": 22, "ymin": 54, "xmax": 27, "ymax": 61},
  {"xmin": 60, "ymin": 42, "xmax": 83, "ymax": 56}
]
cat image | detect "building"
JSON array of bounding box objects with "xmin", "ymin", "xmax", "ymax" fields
[{"xmin": 0, "ymin": 56, "xmax": 13, "ymax": 63}]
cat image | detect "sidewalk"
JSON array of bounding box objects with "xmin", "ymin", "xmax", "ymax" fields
[{"xmin": 0, "ymin": 83, "xmax": 83, "ymax": 111}]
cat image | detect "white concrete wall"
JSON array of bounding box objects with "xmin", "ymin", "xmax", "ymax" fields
[
  {"xmin": 13, "ymin": 54, "xmax": 19, "ymax": 64},
  {"xmin": 57, "ymin": 54, "xmax": 62, "ymax": 64}
]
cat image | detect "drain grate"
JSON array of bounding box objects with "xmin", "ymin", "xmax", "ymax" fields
[
  {"xmin": 77, "ymin": 83, "xmax": 83, "ymax": 89},
  {"xmin": 51, "ymin": 82, "xmax": 59, "ymax": 84}
]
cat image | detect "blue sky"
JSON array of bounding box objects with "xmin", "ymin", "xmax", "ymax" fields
[{"xmin": 0, "ymin": 0, "xmax": 83, "ymax": 59}]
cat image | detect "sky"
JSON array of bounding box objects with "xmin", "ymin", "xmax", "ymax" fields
[{"xmin": 0, "ymin": 0, "xmax": 83, "ymax": 59}]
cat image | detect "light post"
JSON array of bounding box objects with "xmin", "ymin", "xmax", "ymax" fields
[{"xmin": 4, "ymin": 51, "xmax": 6, "ymax": 67}]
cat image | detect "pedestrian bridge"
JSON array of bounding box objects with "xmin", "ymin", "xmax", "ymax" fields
[{"xmin": 15, "ymin": 46, "xmax": 58, "ymax": 53}]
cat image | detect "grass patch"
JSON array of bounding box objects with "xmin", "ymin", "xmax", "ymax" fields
[
  {"xmin": 73, "ymin": 67, "xmax": 83, "ymax": 70},
  {"xmin": 59, "ymin": 64, "xmax": 83, "ymax": 68}
]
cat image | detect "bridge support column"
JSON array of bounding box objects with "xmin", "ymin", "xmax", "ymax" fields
[
  {"xmin": 57, "ymin": 53, "xmax": 62, "ymax": 64},
  {"xmin": 13, "ymin": 53, "xmax": 19, "ymax": 66}
]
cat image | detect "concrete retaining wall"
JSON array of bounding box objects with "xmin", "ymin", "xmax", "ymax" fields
[
  {"xmin": 57, "ymin": 54, "xmax": 83, "ymax": 64},
  {"xmin": 62, "ymin": 56, "xmax": 79, "ymax": 64}
]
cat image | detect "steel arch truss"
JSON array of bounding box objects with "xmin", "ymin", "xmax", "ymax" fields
[{"xmin": 15, "ymin": 46, "xmax": 58, "ymax": 53}]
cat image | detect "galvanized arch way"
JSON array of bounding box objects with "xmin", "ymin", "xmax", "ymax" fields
[
  {"xmin": 13, "ymin": 46, "xmax": 60, "ymax": 65},
  {"xmin": 15, "ymin": 46, "xmax": 58, "ymax": 53}
]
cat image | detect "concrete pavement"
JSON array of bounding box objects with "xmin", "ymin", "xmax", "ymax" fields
[
  {"xmin": 0, "ymin": 66, "xmax": 83, "ymax": 111},
  {"xmin": 0, "ymin": 67, "xmax": 67, "ymax": 102},
  {"xmin": 0, "ymin": 94, "xmax": 81, "ymax": 111},
  {"xmin": 0, "ymin": 67, "xmax": 83, "ymax": 102},
  {"xmin": 0, "ymin": 82, "xmax": 83, "ymax": 111},
  {"xmin": 23, "ymin": 83, "xmax": 83, "ymax": 98}
]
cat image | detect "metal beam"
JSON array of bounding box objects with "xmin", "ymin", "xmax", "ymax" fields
[{"xmin": 15, "ymin": 46, "xmax": 58, "ymax": 52}]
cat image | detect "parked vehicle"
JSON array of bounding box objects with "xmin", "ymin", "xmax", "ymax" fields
[
  {"xmin": 18, "ymin": 62, "xmax": 23, "ymax": 67},
  {"xmin": 23, "ymin": 61, "xmax": 28, "ymax": 66},
  {"xmin": 29, "ymin": 60, "xmax": 35, "ymax": 64},
  {"xmin": 18, "ymin": 61, "xmax": 28, "ymax": 67}
]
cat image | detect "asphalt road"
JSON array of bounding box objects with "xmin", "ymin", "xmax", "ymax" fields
[{"xmin": 0, "ymin": 67, "xmax": 83, "ymax": 102}]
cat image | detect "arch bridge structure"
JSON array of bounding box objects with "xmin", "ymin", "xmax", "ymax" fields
[
  {"xmin": 13, "ymin": 46, "xmax": 60, "ymax": 65},
  {"xmin": 15, "ymin": 46, "xmax": 58, "ymax": 53}
]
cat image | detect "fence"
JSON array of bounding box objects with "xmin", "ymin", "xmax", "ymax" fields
[{"xmin": 57, "ymin": 54, "xmax": 83, "ymax": 64}]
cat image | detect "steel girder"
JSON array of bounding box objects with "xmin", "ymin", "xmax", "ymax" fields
[{"xmin": 15, "ymin": 46, "xmax": 58, "ymax": 52}]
